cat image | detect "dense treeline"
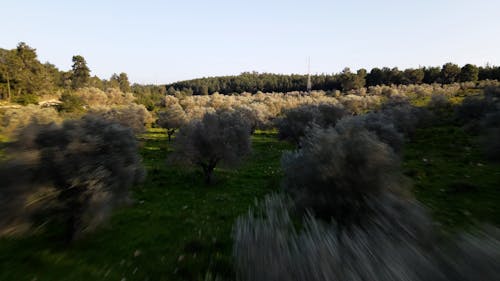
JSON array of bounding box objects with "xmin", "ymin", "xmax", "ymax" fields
[
  {"xmin": 167, "ymin": 64, "xmax": 500, "ymax": 95},
  {"xmin": 2, "ymin": 41, "xmax": 500, "ymax": 108},
  {"xmin": 0, "ymin": 42, "xmax": 164, "ymax": 107}
]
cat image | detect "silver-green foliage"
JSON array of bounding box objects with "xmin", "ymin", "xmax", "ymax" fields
[
  {"xmin": 281, "ymin": 125, "xmax": 406, "ymax": 225},
  {"xmin": 233, "ymin": 194, "xmax": 500, "ymax": 281},
  {"xmin": 171, "ymin": 110, "xmax": 252, "ymax": 184},
  {"xmin": 0, "ymin": 115, "xmax": 145, "ymax": 240}
]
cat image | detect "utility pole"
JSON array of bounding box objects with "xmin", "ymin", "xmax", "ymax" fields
[{"xmin": 307, "ymin": 57, "xmax": 312, "ymax": 94}]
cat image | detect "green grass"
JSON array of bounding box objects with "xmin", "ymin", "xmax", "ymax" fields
[
  {"xmin": 404, "ymin": 125, "xmax": 500, "ymax": 231},
  {"xmin": 0, "ymin": 122, "xmax": 499, "ymax": 280},
  {"xmin": 0, "ymin": 129, "xmax": 292, "ymax": 281}
]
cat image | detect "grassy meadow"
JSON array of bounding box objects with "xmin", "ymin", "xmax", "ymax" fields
[{"xmin": 0, "ymin": 118, "xmax": 499, "ymax": 280}]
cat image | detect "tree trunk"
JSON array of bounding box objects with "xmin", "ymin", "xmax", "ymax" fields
[
  {"xmin": 60, "ymin": 186, "xmax": 88, "ymax": 243},
  {"xmin": 204, "ymin": 168, "xmax": 214, "ymax": 185},
  {"xmin": 6, "ymin": 73, "xmax": 11, "ymax": 102},
  {"xmin": 65, "ymin": 206, "xmax": 82, "ymax": 243},
  {"xmin": 201, "ymin": 158, "xmax": 218, "ymax": 185},
  {"xmin": 167, "ymin": 129, "xmax": 175, "ymax": 142}
]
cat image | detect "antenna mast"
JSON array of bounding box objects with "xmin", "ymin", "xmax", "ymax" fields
[{"xmin": 307, "ymin": 57, "xmax": 312, "ymax": 94}]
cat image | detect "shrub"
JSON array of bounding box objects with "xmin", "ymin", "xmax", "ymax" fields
[
  {"xmin": 336, "ymin": 113, "xmax": 404, "ymax": 153},
  {"xmin": 171, "ymin": 111, "xmax": 251, "ymax": 184},
  {"xmin": 276, "ymin": 104, "xmax": 347, "ymax": 146},
  {"xmin": 456, "ymin": 97, "xmax": 495, "ymax": 123},
  {"xmin": 88, "ymin": 104, "xmax": 153, "ymax": 134},
  {"xmin": 281, "ymin": 125, "xmax": 407, "ymax": 228},
  {"xmin": 380, "ymin": 99, "xmax": 428, "ymax": 137},
  {"xmin": 428, "ymin": 93, "xmax": 452, "ymax": 111},
  {"xmin": 276, "ymin": 105, "xmax": 320, "ymax": 146},
  {"xmin": 75, "ymin": 87, "xmax": 136, "ymax": 108},
  {"xmin": 0, "ymin": 116, "xmax": 145, "ymax": 241},
  {"xmin": 14, "ymin": 94, "xmax": 39, "ymax": 105},
  {"xmin": 0, "ymin": 105, "xmax": 61, "ymax": 137},
  {"xmin": 338, "ymin": 94, "xmax": 380, "ymax": 114},
  {"xmin": 233, "ymin": 194, "xmax": 500, "ymax": 281},
  {"xmin": 59, "ymin": 91, "xmax": 85, "ymax": 113},
  {"xmin": 484, "ymin": 85, "xmax": 500, "ymax": 100},
  {"xmin": 231, "ymin": 105, "xmax": 268, "ymax": 133}
]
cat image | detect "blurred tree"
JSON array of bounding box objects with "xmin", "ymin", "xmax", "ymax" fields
[
  {"xmin": 460, "ymin": 64, "xmax": 479, "ymax": 82},
  {"xmin": 339, "ymin": 68, "xmax": 366, "ymax": 91},
  {"xmin": 441, "ymin": 63, "xmax": 461, "ymax": 84},
  {"xmin": 366, "ymin": 68, "xmax": 384, "ymax": 86},
  {"xmin": 402, "ymin": 68, "xmax": 424, "ymax": 84},
  {"xmin": 0, "ymin": 49, "xmax": 16, "ymax": 101},
  {"xmin": 118, "ymin": 72, "xmax": 131, "ymax": 92},
  {"xmin": 423, "ymin": 66, "xmax": 441, "ymax": 84}
]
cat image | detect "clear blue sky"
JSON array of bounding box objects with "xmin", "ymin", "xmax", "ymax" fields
[{"xmin": 1, "ymin": 0, "xmax": 499, "ymax": 84}]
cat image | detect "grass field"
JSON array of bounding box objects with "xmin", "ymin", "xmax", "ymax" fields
[{"xmin": 0, "ymin": 123, "xmax": 499, "ymax": 280}]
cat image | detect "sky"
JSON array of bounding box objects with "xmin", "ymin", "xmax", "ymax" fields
[{"xmin": 1, "ymin": 0, "xmax": 499, "ymax": 84}]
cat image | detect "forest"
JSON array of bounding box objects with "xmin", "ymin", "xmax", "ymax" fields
[{"xmin": 0, "ymin": 42, "xmax": 500, "ymax": 281}]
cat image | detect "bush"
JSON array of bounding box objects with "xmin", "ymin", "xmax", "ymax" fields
[
  {"xmin": 14, "ymin": 94, "xmax": 39, "ymax": 105},
  {"xmin": 88, "ymin": 103, "xmax": 153, "ymax": 134},
  {"xmin": 484, "ymin": 85, "xmax": 500, "ymax": 100},
  {"xmin": 338, "ymin": 94, "xmax": 380, "ymax": 114},
  {"xmin": 336, "ymin": 113, "xmax": 405, "ymax": 153},
  {"xmin": 231, "ymin": 105, "xmax": 268, "ymax": 133},
  {"xmin": 380, "ymin": 99, "xmax": 428, "ymax": 137},
  {"xmin": 456, "ymin": 97, "xmax": 495, "ymax": 123},
  {"xmin": 75, "ymin": 87, "xmax": 136, "ymax": 108},
  {"xmin": 281, "ymin": 125, "xmax": 407, "ymax": 227},
  {"xmin": 428, "ymin": 93, "xmax": 452, "ymax": 111},
  {"xmin": 171, "ymin": 110, "xmax": 251, "ymax": 184},
  {"xmin": 276, "ymin": 105, "xmax": 320, "ymax": 146},
  {"xmin": 0, "ymin": 105, "xmax": 61, "ymax": 137},
  {"xmin": 58, "ymin": 91, "xmax": 85, "ymax": 113},
  {"xmin": 233, "ymin": 194, "xmax": 500, "ymax": 281},
  {"xmin": 0, "ymin": 116, "xmax": 145, "ymax": 241},
  {"xmin": 276, "ymin": 104, "xmax": 347, "ymax": 146}
]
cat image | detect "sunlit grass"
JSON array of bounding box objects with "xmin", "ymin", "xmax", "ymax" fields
[{"xmin": 0, "ymin": 121, "xmax": 499, "ymax": 280}]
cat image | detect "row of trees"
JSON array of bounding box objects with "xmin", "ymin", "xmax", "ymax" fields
[
  {"xmin": 0, "ymin": 42, "xmax": 164, "ymax": 106},
  {"xmin": 167, "ymin": 63, "xmax": 500, "ymax": 94},
  {"xmin": 2, "ymin": 42, "xmax": 499, "ymax": 111},
  {"xmin": 232, "ymin": 89, "xmax": 500, "ymax": 281},
  {"xmin": 156, "ymin": 84, "xmax": 500, "ymax": 280}
]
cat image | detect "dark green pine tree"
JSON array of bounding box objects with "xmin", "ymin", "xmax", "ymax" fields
[
  {"xmin": 118, "ymin": 72, "xmax": 131, "ymax": 92},
  {"xmin": 460, "ymin": 64, "xmax": 479, "ymax": 82},
  {"xmin": 71, "ymin": 55, "xmax": 90, "ymax": 89},
  {"xmin": 440, "ymin": 63, "xmax": 461, "ymax": 84}
]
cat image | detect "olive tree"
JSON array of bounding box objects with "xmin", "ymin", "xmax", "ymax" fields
[
  {"xmin": 0, "ymin": 152, "xmax": 41, "ymax": 235},
  {"xmin": 281, "ymin": 125, "xmax": 407, "ymax": 229},
  {"xmin": 380, "ymin": 99, "xmax": 429, "ymax": 138},
  {"xmin": 156, "ymin": 103, "xmax": 187, "ymax": 141},
  {"xmin": 335, "ymin": 113, "xmax": 404, "ymax": 154},
  {"xmin": 0, "ymin": 104, "xmax": 61, "ymax": 136},
  {"xmin": 0, "ymin": 116, "xmax": 145, "ymax": 241},
  {"xmin": 88, "ymin": 103, "xmax": 153, "ymax": 134},
  {"xmin": 276, "ymin": 104, "xmax": 347, "ymax": 147},
  {"xmin": 171, "ymin": 111, "xmax": 251, "ymax": 184}
]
